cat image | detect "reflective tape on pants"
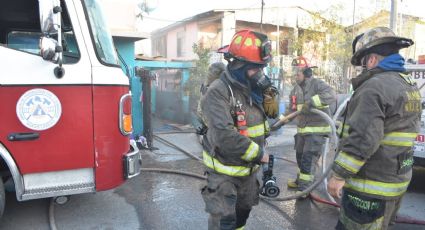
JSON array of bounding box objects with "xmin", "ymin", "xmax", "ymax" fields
[{"xmin": 299, "ymin": 172, "xmax": 314, "ymax": 182}]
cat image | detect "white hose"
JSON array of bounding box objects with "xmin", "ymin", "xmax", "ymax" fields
[
  {"xmin": 263, "ymin": 108, "xmax": 339, "ymax": 201},
  {"xmin": 49, "ymin": 198, "xmax": 58, "ymax": 230},
  {"xmin": 322, "ymin": 97, "xmax": 350, "ymax": 204}
]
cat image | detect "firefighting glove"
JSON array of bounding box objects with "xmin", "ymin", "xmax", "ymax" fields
[
  {"xmin": 263, "ymin": 86, "xmax": 279, "ymax": 119},
  {"xmin": 301, "ymin": 101, "xmax": 312, "ymax": 114}
]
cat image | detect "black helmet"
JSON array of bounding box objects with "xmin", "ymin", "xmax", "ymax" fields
[{"xmin": 351, "ymin": 27, "xmax": 413, "ymax": 66}]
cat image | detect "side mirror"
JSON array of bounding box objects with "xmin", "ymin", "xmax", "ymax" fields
[
  {"xmin": 38, "ymin": 0, "xmax": 64, "ymax": 78},
  {"xmin": 39, "ymin": 37, "xmax": 59, "ymax": 61},
  {"xmin": 38, "ymin": 0, "xmax": 61, "ymax": 35}
]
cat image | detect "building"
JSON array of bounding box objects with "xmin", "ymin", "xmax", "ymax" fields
[
  {"xmin": 101, "ymin": 0, "xmax": 194, "ymax": 130},
  {"xmin": 149, "ymin": 6, "xmax": 339, "ymax": 102},
  {"xmin": 347, "ymin": 10, "xmax": 425, "ymax": 62}
]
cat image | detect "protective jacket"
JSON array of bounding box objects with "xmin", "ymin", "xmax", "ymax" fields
[
  {"xmin": 333, "ymin": 68, "xmax": 421, "ymax": 200},
  {"xmin": 201, "ymin": 69, "xmax": 269, "ymax": 177},
  {"xmin": 290, "ymin": 77, "xmax": 336, "ymax": 135}
]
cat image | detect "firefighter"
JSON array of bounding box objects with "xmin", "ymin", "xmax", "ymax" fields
[
  {"xmin": 286, "ymin": 66, "xmax": 336, "ymax": 195},
  {"xmin": 200, "ymin": 29, "xmax": 278, "ymax": 230},
  {"xmin": 327, "ymin": 27, "xmax": 420, "ymax": 230}
]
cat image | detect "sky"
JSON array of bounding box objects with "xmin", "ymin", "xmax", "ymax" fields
[{"xmin": 137, "ymin": 0, "xmax": 424, "ymax": 32}]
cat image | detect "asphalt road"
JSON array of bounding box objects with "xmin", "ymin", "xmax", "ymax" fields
[{"xmin": 1, "ymin": 125, "xmax": 424, "ymax": 230}]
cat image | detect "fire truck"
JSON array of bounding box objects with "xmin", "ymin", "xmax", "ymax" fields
[
  {"xmin": 406, "ymin": 64, "xmax": 425, "ymax": 167},
  {"xmin": 0, "ymin": 0, "xmax": 142, "ymax": 217}
]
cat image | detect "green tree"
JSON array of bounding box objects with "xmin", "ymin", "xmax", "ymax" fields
[
  {"xmin": 291, "ymin": 4, "xmax": 352, "ymax": 93},
  {"xmin": 185, "ymin": 43, "xmax": 211, "ymax": 101}
]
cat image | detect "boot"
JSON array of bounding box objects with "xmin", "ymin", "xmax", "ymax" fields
[{"xmin": 287, "ymin": 178, "xmax": 299, "ymax": 189}]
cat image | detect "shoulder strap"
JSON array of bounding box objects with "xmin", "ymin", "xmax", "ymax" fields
[{"xmin": 220, "ymin": 73, "xmax": 236, "ymax": 109}]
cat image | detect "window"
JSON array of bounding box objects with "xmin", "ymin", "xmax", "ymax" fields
[
  {"xmin": 83, "ymin": 0, "xmax": 118, "ymax": 65},
  {"xmin": 177, "ymin": 31, "xmax": 185, "ymax": 57},
  {"xmin": 7, "ymin": 30, "xmax": 80, "ymax": 64},
  {"xmin": 7, "ymin": 32, "xmax": 41, "ymax": 55},
  {"xmin": 5, "ymin": 0, "xmax": 80, "ymax": 64},
  {"xmin": 153, "ymin": 36, "xmax": 167, "ymax": 57}
]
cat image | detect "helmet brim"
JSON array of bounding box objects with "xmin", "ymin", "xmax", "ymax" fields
[{"xmin": 217, "ymin": 45, "xmax": 230, "ymax": 53}]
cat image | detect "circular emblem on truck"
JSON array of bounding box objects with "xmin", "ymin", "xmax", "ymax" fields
[{"xmin": 16, "ymin": 89, "xmax": 62, "ymax": 131}]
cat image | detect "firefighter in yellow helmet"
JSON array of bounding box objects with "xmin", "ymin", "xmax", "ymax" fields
[
  {"xmin": 199, "ymin": 30, "xmax": 278, "ymax": 230},
  {"xmin": 328, "ymin": 27, "xmax": 420, "ymax": 230}
]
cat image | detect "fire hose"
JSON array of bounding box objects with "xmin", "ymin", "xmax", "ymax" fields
[
  {"xmin": 151, "ymin": 108, "xmax": 338, "ymax": 202},
  {"xmin": 261, "ymin": 108, "xmax": 338, "ymax": 201},
  {"xmin": 149, "ymin": 107, "xmax": 425, "ymax": 225},
  {"xmin": 48, "ymin": 107, "xmax": 425, "ymax": 229}
]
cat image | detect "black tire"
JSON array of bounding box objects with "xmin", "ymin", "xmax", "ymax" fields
[
  {"xmin": 414, "ymin": 156, "xmax": 425, "ymax": 167},
  {"xmin": 0, "ymin": 179, "xmax": 4, "ymax": 219}
]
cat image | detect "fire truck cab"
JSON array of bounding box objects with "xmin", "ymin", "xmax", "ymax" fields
[{"xmin": 0, "ymin": 0, "xmax": 141, "ymax": 217}]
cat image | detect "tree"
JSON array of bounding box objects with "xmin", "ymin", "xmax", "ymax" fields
[
  {"xmin": 291, "ymin": 4, "xmax": 352, "ymax": 93},
  {"xmin": 184, "ymin": 43, "xmax": 211, "ymax": 101}
]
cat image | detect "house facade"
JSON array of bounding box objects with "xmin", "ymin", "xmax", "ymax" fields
[{"xmin": 348, "ymin": 10, "xmax": 425, "ymax": 63}]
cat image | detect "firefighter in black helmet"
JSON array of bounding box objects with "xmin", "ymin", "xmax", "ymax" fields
[{"xmin": 328, "ymin": 27, "xmax": 420, "ymax": 230}]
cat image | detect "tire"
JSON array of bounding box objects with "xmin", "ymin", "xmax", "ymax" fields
[
  {"xmin": 0, "ymin": 179, "xmax": 4, "ymax": 219},
  {"xmin": 414, "ymin": 156, "xmax": 425, "ymax": 167}
]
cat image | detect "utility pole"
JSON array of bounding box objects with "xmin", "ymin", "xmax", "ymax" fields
[
  {"xmin": 390, "ymin": 0, "xmax": 398, "ymax": 33},
  {"xmin": 352, "ymin": 0, "xmax": 356, "ymax": 40},
  {"xmin": 276, "ymin": 6, "xmax": 280, "ymax": 69},
  {"xmin": 260, "ymin": 0, "xmax": 264, "ymax": 32}
]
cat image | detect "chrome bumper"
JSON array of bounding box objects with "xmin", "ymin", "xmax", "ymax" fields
[{"xmin": 124, "ymin": 140, "xmax": 142, "ymax": 179}]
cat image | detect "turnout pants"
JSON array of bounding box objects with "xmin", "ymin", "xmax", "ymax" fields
[
  {"xmin": 336, "ymin": 189, "xmax": 402, "ymax": 230},
  {"xmin": 201, "ymin": 170, "xmax": 260, "ymax": 230},
  {"xmin": 294, "ymin": 134, "xmax": 326, "ymax": 190}
]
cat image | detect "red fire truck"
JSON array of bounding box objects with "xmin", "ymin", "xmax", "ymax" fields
[{"xmin": 0, "ymin": 0, "xmax": 141, "ymax": 217}]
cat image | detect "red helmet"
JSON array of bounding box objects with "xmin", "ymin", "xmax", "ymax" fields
[{"xmin": 218, "ymin": 30, "xmax": 272, "ymax": 65}]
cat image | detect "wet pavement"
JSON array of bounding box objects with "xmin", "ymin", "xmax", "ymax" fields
[{"xmin": 1, "ymin": 125, "xmax": 425, "ymax": 230}]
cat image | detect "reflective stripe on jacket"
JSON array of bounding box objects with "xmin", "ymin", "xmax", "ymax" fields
[
  {"xmin": 333, "ymin": 70, "xmax": 421, "ymax": 200},
  {"xmin": 203, "ymin": 151, "xmax": 259, "ymax": 176},
  {"xmin": 289, "ymin": 77, "xmax": 336, "ymax": 135}
]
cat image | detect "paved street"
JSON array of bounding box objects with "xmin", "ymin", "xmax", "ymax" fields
[{"xmin": 1, "ymin": 125, "xmax": 424, "ymax": 230}]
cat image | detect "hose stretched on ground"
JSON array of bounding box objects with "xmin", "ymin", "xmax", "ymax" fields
[
  {"xmin": 139, "ymin": 167, "xmax": 425, "ymax": 226},
  {"xmin": 49, "ymin": 198, "xmax": 58, "ymax": 230}
]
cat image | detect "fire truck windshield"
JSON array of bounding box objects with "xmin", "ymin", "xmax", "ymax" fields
[{"xmin": 83, "ymin": 0, "xmax": 119, "ymax": 66}]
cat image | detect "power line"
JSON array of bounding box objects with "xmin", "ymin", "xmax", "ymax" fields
[{"xmin": 140, "ymin": 1, "xmax": 261, "ymax": 24}]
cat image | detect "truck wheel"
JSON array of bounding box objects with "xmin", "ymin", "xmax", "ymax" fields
[{"xmin": 0, "ymin": 179, "xmax": 5, "ymax": 219}]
